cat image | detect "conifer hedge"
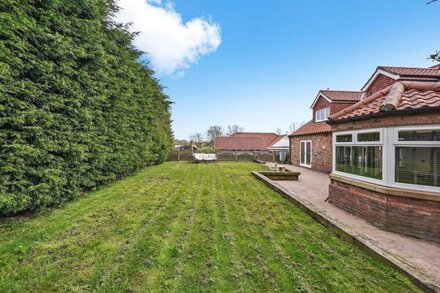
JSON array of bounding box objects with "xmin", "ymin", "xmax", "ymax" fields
[{"xmin": 0, "ymin": 0, "xmax": 173, "ymax": 215}]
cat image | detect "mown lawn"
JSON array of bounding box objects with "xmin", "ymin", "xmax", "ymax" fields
[{"xmin": 0, "ymin": 162, "xmax": 418, "ymax": 292}]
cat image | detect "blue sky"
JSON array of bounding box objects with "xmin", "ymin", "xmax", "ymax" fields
[{"xmin": 121, "ymin": 0, "xmax": 440, "ymax": 140}]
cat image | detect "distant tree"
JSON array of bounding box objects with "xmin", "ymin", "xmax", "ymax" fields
[
  {"xmin": 206, "ymin": 125, "xmax": 223, "ymax": 141},
  {"xmin": 226, "ymin": 124, "xmax": 244, "ymax": 136},
  {"xmin": 430, "ymin": 51, "xmax": 440, "ymax": 63},
  {"xmin": 174, "ymin": 139, "xmax": 189, "ymax": 146},
  {"xmin": 275, "ymin": 128, "xmax": 284, "ymax": 135},
  {"xmin": 189, "ymin": 132, "xmax": 204, "ymax": 144},
  {"xmin": 288, "ymin": 121, "xmax": 306, "ymax": 133}
]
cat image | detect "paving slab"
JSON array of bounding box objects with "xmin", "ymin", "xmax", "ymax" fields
[{"xmin": 253, "ymin": 163, "xmax": 440, "ymax": 292}]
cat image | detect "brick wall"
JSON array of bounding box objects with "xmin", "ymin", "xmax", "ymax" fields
[
  {"xmin": 365, "ymin": 74, "xmax": 396, "ymax": 96},
  {"xmin": 328, "ymin": 179, "xmax": 440, "ymax": 243},
  {"xmin": 331, "ymin": 112, "xmax": 440, "ymax": 132},
  {"xmin": 290, "ymin": 133, "xmax": 332, "ymax": 173}
]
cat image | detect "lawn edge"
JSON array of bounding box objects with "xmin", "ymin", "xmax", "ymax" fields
[{"xmin": 252, "ymin": 171, "xmax": 439, "ymax": 293}]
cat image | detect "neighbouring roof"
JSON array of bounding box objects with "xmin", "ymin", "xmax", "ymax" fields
[
  {"xmin": 310, "ymin": 90, "xmax": 363, "ymax": 109},
  {"xmin": 230, "ymin": 132, "xmax": 280, "ymax": 146},
  {"xmin": 268, "ymin": 135, "xmax": 289, "ymax": 150},
  {"xmin": 215, "ymin": 132, "xmax": 281, "ymax": 150},
  {"xmin": 289, "ymin": 120, "xmax": 331, "ymax": 136},
  {"xmin": 329, "ymin": 81, "xmax": 440, "ymax": 123},
  {"xmin": 361, "ymin": 65, "xmax": 440, "ymax": 92}
]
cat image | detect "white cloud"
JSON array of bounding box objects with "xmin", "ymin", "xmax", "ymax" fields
[{"xmin": 116, "ymin": 0, "xmax": 221, "ymax": 76}]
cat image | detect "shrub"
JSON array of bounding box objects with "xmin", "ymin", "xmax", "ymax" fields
[{"xmin": 0, "ymin": 0, "xmax": 172, "ymax": 215}]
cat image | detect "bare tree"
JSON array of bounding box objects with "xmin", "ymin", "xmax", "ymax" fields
[
  {"xmin": 226, "ymin": 124, "xmax": 244, "ymax": 136},
  {"xmin": 275, "ymin": 128, "xmax": 284, "ymax": 135},
  {"xmin": 189, "ymin": 132, "xmax": 204, "ymax": 144},
  {"xmin": 206, "ymin": 125, "xmax": 223, "ymax": 142},
  {"xmin": 288, "ymin": 121, "xmax": 307, "ymax": 133}
]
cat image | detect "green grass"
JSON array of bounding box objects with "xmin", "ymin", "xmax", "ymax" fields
[{"xmin": 0, "ymin": 162, "xmax": 419, "ymax": 292}]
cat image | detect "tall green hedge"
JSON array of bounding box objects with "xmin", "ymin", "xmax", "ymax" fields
[{"xmin": 0, "ymin": 0, "xmax": 173, "ymax": 215}]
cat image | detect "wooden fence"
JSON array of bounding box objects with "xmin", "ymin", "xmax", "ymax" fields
[{"xmin": 170, "ymin": 150, "xmax": 289, "ymax": 163}]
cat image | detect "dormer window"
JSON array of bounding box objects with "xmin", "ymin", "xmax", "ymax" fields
[{"xmin": 315, "ymin": 107, "xmax": 330, "ymax": 122}]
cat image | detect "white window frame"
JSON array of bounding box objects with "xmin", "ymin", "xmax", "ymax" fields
[
  {"xmin": 333, "ymin": 128, "xmax": 384, "ymax": 185},
  {"xmin": 333, "ymin": 125, "xmax": 440, "ymax": 194},
  {"xmin": 389, "ymin": 125, "xmax": 440, "ymax": 193},
  {"xmin": 334, "ymin": 131, "xmax": 354, "ymax": 145},
  {"xmin": 300, "ymin": 140, "xmax": 312, "ymax": 168},
  {"xmin": 315, "ymin": 107, "xmax": 330, "ymax": 122}
]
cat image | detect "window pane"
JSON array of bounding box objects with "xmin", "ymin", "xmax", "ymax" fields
[
  {"xmin": 336, "ymin": 146, "xmax": 382, "ymax": 179},
  {"xmin": 336, "ymin": 134, "xmax": 352, "ymax": 142},
  {"xmin": 336, "ymin": 146, "xmax": 351, "ymax": 173},
  {"xmin": 306, "ymin": 142, "xmax": 311, "ymax": 165},
  {"xmin": 300, "ymin": 142, "xmax": 305, "ymax": 164},
  {"xmin": 395, "ymin": 147, "xmax": 440, "ymax": 187},
  {"xmin": 315, "ymin": 107, "xmax": 330, "ymax": 121},
  {"xmin": 398, "ymin": 130, "xmax": 440, "ymax": 141},
  {"xmin": 358, "ymin": 132, "xmax": 380, "ymax": 142}
]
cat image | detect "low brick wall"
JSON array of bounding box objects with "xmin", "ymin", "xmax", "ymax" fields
[{"xmin": 328, "ymin": 179, "xmax": 440, "ymax": 243}]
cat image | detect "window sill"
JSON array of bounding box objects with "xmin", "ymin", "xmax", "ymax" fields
[{"xmin": 329, "ymin": 173, "xmax": 440, "ymax": 202}]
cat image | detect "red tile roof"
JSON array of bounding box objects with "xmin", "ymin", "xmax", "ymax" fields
[
  {"xmin": 320, "ymin": 90, "xmax": 364, "ymax": 102},
  {"xmin": 311, "ymin": 90, "xmax": 363, "ymax": 109},
  {"xmin": 289, "ymin": 120, "xmax": 331, "ymax": 136},
  {"xmin": 329, "ymin": 81, "xmax": 440, "ymax": 122},
  {"xmin": 379, "ymin": 66, "xmax": 440, "ymax": 77},
  {"xmin": 230, "ymin": 132, "xmax": 280, "ymax": 146},
  {"xmin": 215, "ymin": 132, "xmax": 281, "ymax": 150}
]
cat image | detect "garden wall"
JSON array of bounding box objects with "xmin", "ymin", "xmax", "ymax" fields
[{"xmin": 329, "ymin": 179, "xmax": 440, "ymax": 243}]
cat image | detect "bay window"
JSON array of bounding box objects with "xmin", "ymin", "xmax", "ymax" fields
[{"xmin": 333, "ymin": 125, "xmax": 440, "ymax": 192}]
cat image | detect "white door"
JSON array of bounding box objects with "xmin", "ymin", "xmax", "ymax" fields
[{"xmin": 300, "ymin": 140, "xmax": 312, "ymax": 167}]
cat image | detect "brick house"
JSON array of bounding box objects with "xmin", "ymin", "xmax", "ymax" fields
[
  {"xmin": 327, "ymin": 80, "xmax": 440, "ymax": 243},
  {"xmin": 214, "ymin": 132, "xmax": 282, "ymax": 161},
  {"xmin": 215, "ymin": 132, "xmax": 281, "ymax": 151},
  {"xmin": 289, "ymin": 90, "xmax": 363, "ymax": 172}
]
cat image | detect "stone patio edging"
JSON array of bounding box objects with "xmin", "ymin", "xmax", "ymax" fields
[{"xmin": 252, "ymin": 171, "xmax": 440, "ymax": 293}]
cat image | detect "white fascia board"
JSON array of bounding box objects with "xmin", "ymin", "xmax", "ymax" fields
[
  {"xmin": 310, "ymin": 92, "xmax": 332, "ymax": 110},
  {"xmin": 361, "ymin": 69, "xmax": 400, "ymax": 92}
]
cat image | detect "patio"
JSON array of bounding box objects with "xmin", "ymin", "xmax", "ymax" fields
[{"xmin": 256, "ymin": 163, "xmax": 440, "ymax": 292}]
